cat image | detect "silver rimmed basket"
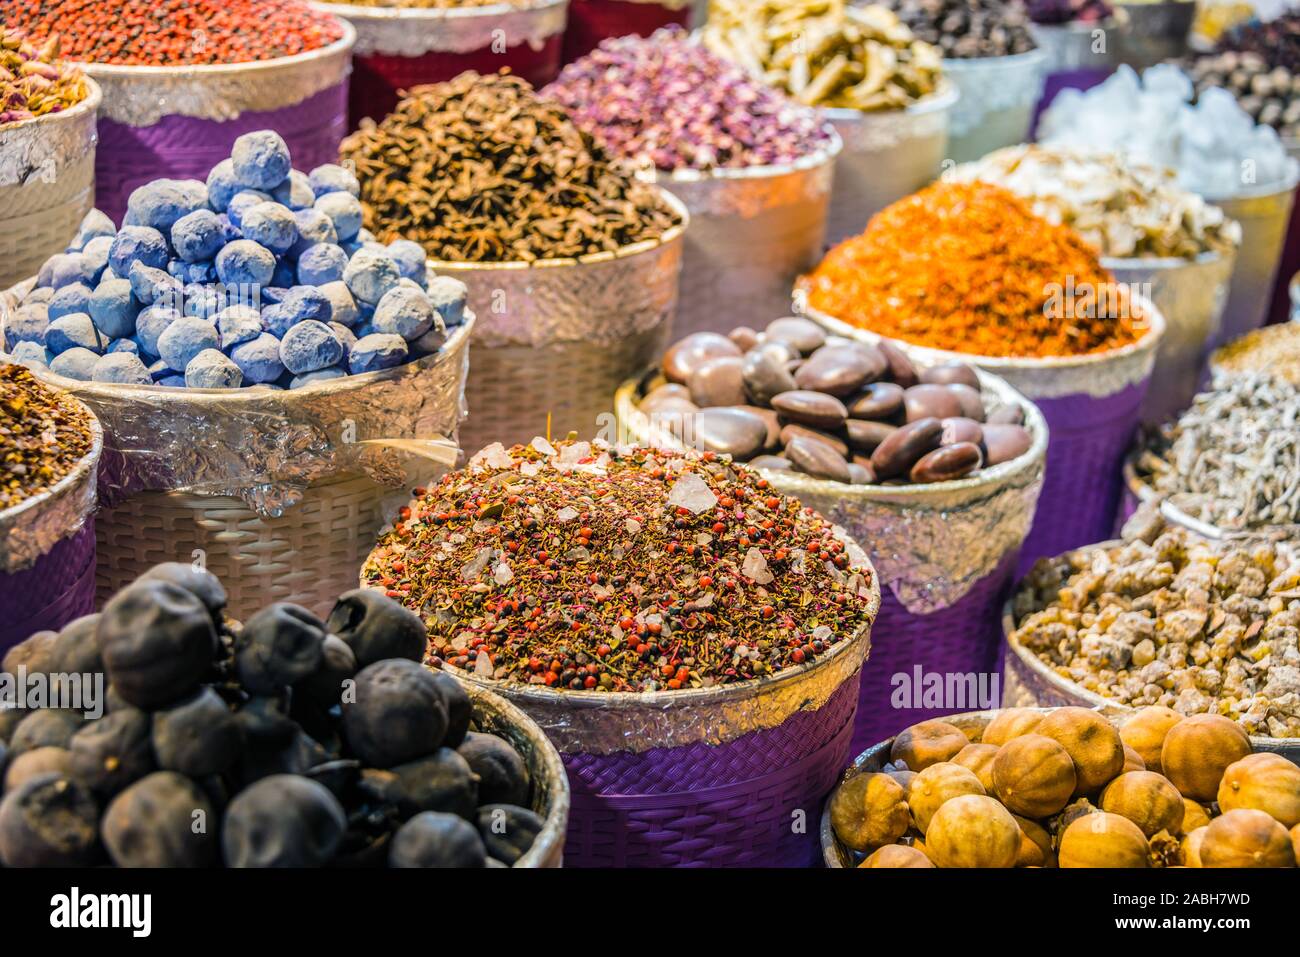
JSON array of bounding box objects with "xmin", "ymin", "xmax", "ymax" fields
[
  {"xmin": 651, "ymin": 133, "xmax": 840, "ymax": 339},
  {"xmin": 432, "ymin": 188, "xmax": 689, "ymax": 456},
  {"xmin": 823, "ymin": 83, "xmax": 959, "ymax": 245},
  {"xmin": 0, "ymin": 78, "xmax": 102, "ymax": 290},
  {"xmin": 941, "ymin": 49, "xmax": 1046, "ymax": 164}
]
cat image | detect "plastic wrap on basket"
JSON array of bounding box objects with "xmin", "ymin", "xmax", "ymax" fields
[
  {"xmin": 803, "ymin": 296, "xmax": 1166, "ymax": 575},
  {"xmin": 318, "ymin": 0, "xmax": 568, "ymax": 126},
  {"xmin": 654, "ymin": 137, "xmax": 838, "ymax": 339},
  {"xmin": 80, "ymin": 24, "xmax": 355, "ymax": 225},
  {"xmin": 0, "ymin": 80, "xmax": 102, "ymax": 291},
  {"xmin": 614, "ymin": 369, "xmax": 1047, "ymax": 756},
  {"xmin": 0, "ymin": 397, "xmax": 102, "ymax": 653},
  {"xmin": 364, "ymin": 531, "xmax": 878, "ymax": 867}
]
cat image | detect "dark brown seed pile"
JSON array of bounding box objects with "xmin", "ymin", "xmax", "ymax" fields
[
  {"xmin": 0, "ymin": 364, "xmax": 93, "ymax": 511},
  {"xmin": 363, "ymin": 440, "xmax": 877, "ymax": 691},
  {"xmin": 340, "ymin": 72, "xmax": 683, "ymax": 263}
]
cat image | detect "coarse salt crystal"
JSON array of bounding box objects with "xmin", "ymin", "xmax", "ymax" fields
[
  {"xmin": 531, "ymin": 436, "xmax": 558, "ymax": 456},
  {"xmin": 666, "ymin": 472, "xmax": 717, "ymax": 514},
  {"xmin": 556, "ymin": 506, "xmax": 579, "ymax": 522},
  {"xmin": 742, "ymin": 546, "xmax": 774, "ymax": 584},
  {"xmin": 493, "ymin": 562, "xmax": 514, "ymax": 585}
]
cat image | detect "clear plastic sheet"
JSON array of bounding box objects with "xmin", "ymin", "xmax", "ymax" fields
[
  {"xmin": 617, "ymin": 368, "xmax": 1048, "ymax": 614},
  {"xmin": 79, "ymin": 25, "xmax": 355, "ymax": 126},
  {"xmin": 2, "ymin": 277, "xmax": 473, "ymax": 518},
  {"xmin": 0, "ymin": 81, "xmax": 101, "ymax": 189},
  {"xmin": 318, "ymin": 0, "xmax": 567, "ymax": 58},
  {"xmin": 0, "ymin": 403, "xmax": 101, "ymax": 573}
]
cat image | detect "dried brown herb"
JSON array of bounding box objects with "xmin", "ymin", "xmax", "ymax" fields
[
  {"xmin": 0, "ymin": 364, "xmax": 93, "ymax": 511},
  {"xmin": 340, "ymin": 72, "xmax": 682, "ymax": 263},
  {"xmin": 363, "ymin": 439, "xmax": 877, "ymax": 691}
]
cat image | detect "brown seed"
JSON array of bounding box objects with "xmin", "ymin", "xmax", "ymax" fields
[
  {"xmin": 693, "ymin": 407, "xmax": 769, "ymax": 459},
  {"xmin": 870, "ymin": 417, "xmax": 943, "ymax": 478},
  {"xmin": 920, "ymin": 361, "xmax": 980, "ymax": 389},
  {"xmin": 663, "ymin": 332, "xmax": 742, "ymax": 384},
  {"xmin": 770, "ymin": 390, "xmax": 848, "ymax": 430},
  {"xmin": 728, "ymin": 326, "xmax": 760, "ymax": 351},
  {"xmin": 794, "ymin": 344, "xmax": 886, "ymax": 396},
  {"xmin": 779, "ymin": 423, "xmax": 849, "ymax": 458},
  {"xmin": 785, "ymin": 435, "xmax": 850, "ymax": 482},
  {"xmin": 987, "ymin": 403, "xmax": 1025, "ymax": 425},
  {"xmin": 910, "ymin": 442, "xmax": 983, "ymax": 483},
  {"xmin": 749, "ymin": 454, "xmax": 793, "ymax": 470},
  {"xmin": 948, "ymin": 383, "xmax": 986, "ymax": 421},
  {"xmin": 687, "ymin": 356, "xmax": 747, "ymax": 407},
  {"xmin": 847, "ymin": 381, "xmax": 905, "ymax": 420},
  {"xmin": 845, "ymin": 418, "xmax": 897, "ymax": 454},
  {"xmin": 741, "ymin": 347, "xmax": 797, "ymax": 404},
  {"xmin": 764, "ymin": 316, "xmax": 826, "ymax": 354},
  {"xmin": 737, "ymin": 405, "xmax": 782, "ymax": 450},
  {"xmin": 982, "ymin": 424, "xmax": 1033, "ymax": 466},
  {"xmin": 878, "ymin": 340, "xmax": 919, "ymax": 388},
  {"xmin": 903, "ymin": 384, "xmax": 963, "ymax": 422},
  {"xmin": 940, "ymin": 417, "xmax": 983, "ymax": 446}
]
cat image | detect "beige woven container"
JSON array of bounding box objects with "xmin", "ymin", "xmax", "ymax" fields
[
  {"xmin": 461, "ymin": 681, "xmax": 570, "ymax": 867},
  {"xmin": 823, "ymin": 83, "xmax": 958, "ymax": 246},
  {"xmin": 1001, "ymin": 584, "xmax": 1300, "ymax": 764},
  {"xmin": 654, "ymin": 135, "xmax": 839, "ymax": 339},
  {"xmin": 434, "ymin": 190, "xmax": 688, "ymax": 454},
  {"xmin": 0, "ymin": 79, "xmax": 102, "ymax": 290}
]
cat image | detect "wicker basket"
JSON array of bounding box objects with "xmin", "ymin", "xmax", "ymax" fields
[
  {"xmin": 364, "ymin": 537, "xmax": 879, "ymax": 868},
  {"xmin": 823, "ymin": 84, "xmax": 958, "ymax": 246},
  {"xmin": 462, "ymin": 681, "xmax": 571, "ymax": 867},
  {"xmin": 803, "ymin": 297, "xmax": 1166, "ymax": 574},
  {"xmin": 315, "ymin": 0, "xmax": 568, "ymax": 127},
  {"xmin": 0, "ymin": 79, "xmax": 102, "ymax": 291},
  {"xmin": 1105, "ymin": 250, "xmax": 1234, "ymax": 426},
  {"xmin": 1207, "ymin": 167, "xmax": 1300, "ymax": 351},
  {"xmin": 1000, "ymin": 591, "xmax": 1300, "ymax": 765},
  {"xmin": 436, "ymin": 190, "xmax": 688, "ymax": 455},
  {"xmin": 0, "ymin": 395, "xmax": 102, "ymax": 654},
  {"xmin": 655, "ymin": 136, "xmax": 839, "ymax": 340},
  {"xmin": 562, "ymin": 0, "xmax": 692, "ymax": 63},
  {"xmin": 941, "ymin": 50, "xmax": 1045, "ymax": 164},
  {"xmin": 79, "ymin": 24, "xmax": 355, "ymax": 225},
  {"xmin": 617, "ymin": 368, "xmax": 1047, "ymax": 754}
]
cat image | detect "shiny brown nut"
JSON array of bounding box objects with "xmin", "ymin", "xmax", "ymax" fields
[
  {"xmin": 780, "ymin": 423, "xmax": 849, "ymax": 458},
  {"xmin": 662, "ymin": 332, "xmax": 741, "ymax": 384},
  {"xmin": 948, "ymin": 384, "xmax": 986, "ymax": 422},
  {"xmin": 940, "ymin": 417, "xmax": 984, "ymax": 446},
  {"xmin": 987, "ymin": 403, "xmax": 1025, "ymax": 426},
  {"xmin": 785, "ymin": 435, "xmax": 851, "ymax": 483},
  {"xmin": 794, "ymin": 344, "xmax": 887, "ymax": 397},
  {"xmin": 903, "ymin": 384, "xmax": 963, "ymax": 422},
  {"xmin": 870, "ymin": 417, "xmax": 943, "ymax": 479},
  {"xmin": 728, "ymin": 326, "xmax": 760, "ymax": 352},
  {"xmin": 770, "ymin": 390, "xmax": 848, "ymax": 430},
  {"xmin": 765, "ymin": 317, "xmax": 826, "ymax": 355},
  {"xmin": 878, "ymin": 340, "xmax": 919, "ymax": 388},
  {"xmin": 749, "ymin": 454, "xmax": 793, "ymax": 471},
  {"xmin": 909, "ymin": 442, "xmax": 984, "ymax": 483},
  {"xmin": 845, "ymin": 418, "xmax": 897, "ymax": 454},
  {"xmin": 688, "ymin": 356, "xmax": 746, "ymax": 407},
  {"xmin": 982, "ymin": 424, "xmax": 1033, "ymax": 466},
  {"xmin": 847, "ymin": 382, "xmax": 905, "ymax": 420},
  {"xmin": 920, "ymin": 361, "xmax": 981, "ymax": 390},
  {"xmin": 847, "ymin": 462, "xmax": 875, "ymax": 485},
  {"xmin": 737, "ymin": 405, "xmax": 782, "ymax": 450}
]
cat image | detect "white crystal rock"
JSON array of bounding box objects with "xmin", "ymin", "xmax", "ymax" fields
[{"xmin": 666, "ymin": 472, "xmax": 717, "ymax": 514}]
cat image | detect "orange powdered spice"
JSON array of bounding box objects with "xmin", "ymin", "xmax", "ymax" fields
[{"xmin": 800, "ymin": 181, "xmax": 1145, "ymax": 358}]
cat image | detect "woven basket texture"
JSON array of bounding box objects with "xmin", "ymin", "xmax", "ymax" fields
[
  {"xmin": 0, "ymin": 152, "xmax": 96, "ymax": 291},
  {"xmin": 94, "ymin": 472, "xmax": 392, "ymax": 620},
  {"xmin": 560, "ymin": 676, "xmax": 859, "ymax": 867}
]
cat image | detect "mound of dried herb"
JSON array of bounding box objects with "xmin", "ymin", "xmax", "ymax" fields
[
  {"xmin": 1213, "ymin": 324, "xmax": 1300, "ymax": 387},
  {"xmin": 363, "ymin": 439, "xmax": 877, "ymax": 691},
  {"xmin": 341, "ymin": 72, "xmax": 683, "ymax": 263},
  {"xmin": 0, "ymin": 363, "xmax": 94, "ymax": 511},
  {"xmin": 0, "ymin": 29, "xmax": 88, "ymax": 125}
]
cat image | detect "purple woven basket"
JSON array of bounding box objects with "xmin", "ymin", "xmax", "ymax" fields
[
  {"xmin": 1018, "ymin": 379, "xmax": 1150, "ymax": 572},
  {"xmin": 81, "ymin": 26, "xmax": 354, "ymax": 225},
  {"xmin": 0, "ymin": 521, "xmax": 97, "ymax": 656},
  {"xmin": 851, "ymin": 553, "xmax": 1016, "ymax": 756}
]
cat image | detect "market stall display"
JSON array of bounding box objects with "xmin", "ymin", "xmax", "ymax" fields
[
  {"xmin": 703, "ymin": 0, "xmax": 953, "ymax": 244},
  {"xmin": 821, "ymin": 707, "xmax": 1300, "ymax": 867},
  {"xmin": 315, "ymin": 0, "xmax": 569, "ymax": 126},
  {"xmin": 0, "ymin": 31, "xmax": 100, "ymax": 291},
  {"xmin": 617, "ymin": 317, "xmax": 1047, "ymax": 749},
  {"xmin": 955, "ymin": 144, "xmax": 1239, "ymax": 424},
  {"xmin": 544, "ymin": 28, "xmax": 838, "ymax": 338},
  {"xmin": 342, "ymin": 72, "xmax": 685, "ymax": 454},
  {"xmin": 0, "ymin": 365, "xmax": 101, "ymax": 653},
  {"xmin": 1040, "ymin": 64, "xmax": 1300, "ymax": 348},
  {"xmin": 362, "ymin": 439, "xmax": 880, "ymax": 866},
  {"xmin": 562, "ymin": 0, "xmax": 692, "ymax": 65},
  {"xmin": 1127, "ymin": 373, "xmax": 1300, "ymax": 535},
  {"xmin": 0, "ymin": 135, "xmax": 474, "ymax": 617},
  {"xmin": 799, "ymin": 180, "xmax": 1163, "ymax": 570},
  {"xmin": 885, "ymin": 0, "xmax": 1045, "ymax": 162},
  {"xmin": 0, "ymin": 567, "xmax": 569, "ymax": 867},
  {"xmin": 2, "ymin": 0, "xmax": 354, "ymax": 226},
  {"xmin": 1003, "ymin": 519, "xmax": 1300, "ymax": 755}
]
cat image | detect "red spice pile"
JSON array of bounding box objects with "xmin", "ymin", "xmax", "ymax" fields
[
  {"xmin": 800, "ymin": 181, "xmax": 1146, "ymax": 359},
  {"xmin": 3, "ymin": 0, "xmax": 345, "ymax": 66},
  {"xmin": 363, "ymin": 440, "xmax": 878, "ymax": 692}
]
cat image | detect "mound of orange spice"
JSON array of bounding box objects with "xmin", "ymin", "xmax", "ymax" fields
[{"xmin": 799, "ymin": 181, "xmax": 1146, "ymax": 359}]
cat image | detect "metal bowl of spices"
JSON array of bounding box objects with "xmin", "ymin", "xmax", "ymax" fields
[
  {"xmin": 75, "ymin": 20, "xmax": 356, "ymax": 225},
  {"xmin": 1000, "ymin": 544, "xmax": 1300, "ymax": 763},
  {"xmin": 616, "ymin": 364, "xmax": 1048, "ymax": 752},
  {"xmin": 823, "ymin": 82, "xmax": 960, "ymax": 245},
  {"xmin": 941, "ymin": 49, "xmax": 1046, "ymax": 163},
  {"xmin": 314, "ymin": 0, "xmax": 569, "ymax": 125},
  {"xmin": 803, "ymin": 291, "xmax": 1167, "ymax": 571},
  {"xmin": 0, "ymin": 74, "xmax": 102, "ymax": 292},
  {"xmin": 461, "ymin": 680, "xmax": 571, "ymax": 867}
]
